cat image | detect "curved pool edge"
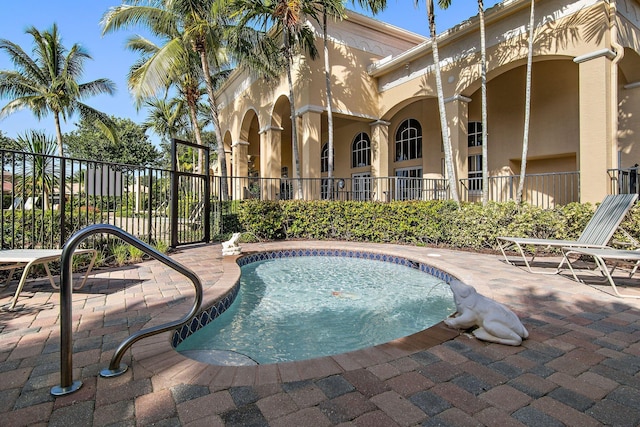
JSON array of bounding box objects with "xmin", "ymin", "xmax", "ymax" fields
[
  {"xmin": 173, "ymin": 247, "xmax": 458, "ymax": 362},
  {"xmin": 132, "ymin": 241, "xmax": 464, "ymax": 386}
]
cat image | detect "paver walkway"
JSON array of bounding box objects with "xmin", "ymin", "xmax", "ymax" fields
[{"xmin": 2, "ymin": 240, "xmax": 640, "ymax": 426}]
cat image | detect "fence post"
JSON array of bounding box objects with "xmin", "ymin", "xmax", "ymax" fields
[
  {"xmin": 147, "ymin": 169, "xmax": 154, "ymax": 243},
  {"xmin": 204, "ymin": 149, "xmax": 211, "ymax": 243},
  {"xmin": 170, "ymin": 140, "xmax": 179, "ymax": 248},
  {"xmin": 59, "ymin": 157, "xmax": 67, "ymax": 246}
]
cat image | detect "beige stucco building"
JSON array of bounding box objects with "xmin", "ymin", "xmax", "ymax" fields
[{"xmin": 216, "ymin": 0, "xmax": 640, "ymax": 204}]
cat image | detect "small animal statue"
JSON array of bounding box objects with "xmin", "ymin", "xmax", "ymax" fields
[
  {"xmin": 221, "ymin": 232, "xmax": 242, "ymax": 256},
  {"xmin": 444, "ymin": 280, "xmax": 528, "ymax": 346}
]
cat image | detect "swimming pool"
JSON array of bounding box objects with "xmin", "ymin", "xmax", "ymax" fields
[{"xmin": 175, "ymin": 250, "xmax": 456, "ymax": 365}]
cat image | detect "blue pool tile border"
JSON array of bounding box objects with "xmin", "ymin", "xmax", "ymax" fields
[{"xmin": 172, "ymin": 249, "xmax": 457, "ymax": 348}]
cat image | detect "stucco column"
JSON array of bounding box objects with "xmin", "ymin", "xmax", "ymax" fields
[
  {"xmin": 299, "ymin": 107, "xmax": 323, "ymax": 199},
  {"xmin": 574, "ymin": 50, "xmax": 616, "ymax": 203},
  {"xmin": 259, "ymin": 125, "xmax": 283, "ymax": 200},
  {"xmin": 370, "ymin": 120, "xmax": 390, "ymax": 201},
  {"xmin": 232, "ymin": 140, "xmax": 249, "ymax": 200},
  {"xmin": 445, "ymin": 95, "xmax": 470, "ymax": 195}
]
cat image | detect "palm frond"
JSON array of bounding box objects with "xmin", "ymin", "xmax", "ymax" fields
[
  {"xmin": 75, "ymin": 102, "xmax": 119, "ymax": 144},
  {"xmin": 129, "ymin": 37, "xmax": 189, "ymax": 101},
  {"xmin": 102, "ymin": 5, "xmax": 179, "ymax": 37},
  {"xmin": 0, "ymin": 38, "xmax": 46, "ymax": 84},
  {"xmin": 78, "ymin": 78, "xmax": 117, "ymax": 99}
]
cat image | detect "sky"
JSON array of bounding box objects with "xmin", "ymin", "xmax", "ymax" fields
[{"xmin": 0, "ymin": 0, "xmax": 500, "ymax": 144}]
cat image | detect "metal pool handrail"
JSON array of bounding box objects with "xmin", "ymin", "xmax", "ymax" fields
[{"xmin": 51, "ymin": 224, "xmax": 203, "ymax": 396}]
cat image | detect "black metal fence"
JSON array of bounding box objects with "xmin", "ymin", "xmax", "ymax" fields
[
  {"xmin": 2, "ymin": 144, "xmax": 602, "ymax": 250},
  {"xmin": 224, "ymin": 172, "xmax": 579, "ymax": 207},
  {"xmin": 224, "ymin": 176, "xmax": 450, "ymax": 202},
  {"xmin": 1, "ymin": 149, "xmax": 174, "ymax": 250},
  {"xmin": 459, "ymin": 171, "xmax": 580, "ymax": 208},
  {"xmin": 609, "ymin": 167, "xmax": 640, "ymax": 195}
]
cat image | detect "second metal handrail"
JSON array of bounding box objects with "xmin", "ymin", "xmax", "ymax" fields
[{"xmin": 51, "ymin": 224, "xmax": 203, "ymax": 396}]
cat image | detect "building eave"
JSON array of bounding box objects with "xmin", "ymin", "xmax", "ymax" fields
[{"xmin": 368, "ymin": 0, "xmax": 531, "ymax": 78}]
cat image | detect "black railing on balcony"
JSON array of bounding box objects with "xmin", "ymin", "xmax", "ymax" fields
[
  {"xmin": 459, "ymin": 171, "xmax": 580, "ymax": 208},
  {"xmin": 609, "ymin": 167, "xmax": 640, "ymax": 195}
]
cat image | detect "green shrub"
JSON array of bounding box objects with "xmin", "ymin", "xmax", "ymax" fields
[
  {"xmin": 113, "ymin": 243, "xmax": 129, "ymax": 266},
  {"xmin": 233, "ymin": 199, "xmax": 640, "ymax": 254},
  {"xmin": 153, "ymin": 240, "xmax": 169, "ymax": 254},
  {"xmin": 128, "ymin": 245, "xmax": 144, "ymax": 263},
  {"xmin": 238, "ymin": 200, "xmax": 285, "ymax": 239}
]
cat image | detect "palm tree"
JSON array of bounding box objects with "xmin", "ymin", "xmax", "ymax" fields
[
  {"xmin": 313, "ymin": 0, "xmax": 346, "ymax": 194},
  {"xmin": 478, "ymin": 0, "xmax": 488, "ymax": 205},
  {"xmin": 232, "ymin": 0, "xmax": 319, "ymax": 199},
  {"xmin": 516, "ymin": 0, "xmax": 535, "ymax": 203},
  {"xmin": 103, "ymin": 0, "xmax": 231, "ymax": 199},
  {"xmin": 422, "ymin": 0, "xmax": 460, "ymax": 203},
  {"xmin": 142, "ymin": 96, "xmax": 189, "ymax": 143},
  {"xmin": 0, "ymin": 24, "xmax": 117, "ymax": 157},
  {"xmin": 104, "ymin": 0, "xmax": 277, "ymax": 200},
  {"xmin": 438, "ymin": 0, "xmax": 488, "ymax": 204},
  {"xmin": 125, "ymin": 31, "xmax": 209, "ymax": 174},
  {"xmin": 14, "ymin": 130, "xmax": 58, "ymax": 210},
  {"xmin": 313, "ymin": 0, "xmax": 387, "ymax": 197}
]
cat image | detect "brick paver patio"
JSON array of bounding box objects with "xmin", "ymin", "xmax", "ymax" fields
[{"xmin": 2, "ymin": 240, "xmax": 640, "ymax": 426}]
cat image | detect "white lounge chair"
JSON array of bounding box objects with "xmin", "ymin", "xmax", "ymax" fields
[
  {"xmin": 497, "ymin": 193, "xmax": 638, "ymax": 274},
  {"xmin": 0, "ymin": 248, "xmax": 97, "ymax": 310},
  {"xmin": 562, "ymin": 247, "xmax": 640, "ymax": 298}
]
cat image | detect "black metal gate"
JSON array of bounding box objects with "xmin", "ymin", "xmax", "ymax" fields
[{"xmin": 170, "ymin": 139, "xmax": 211, "ymax": 247}]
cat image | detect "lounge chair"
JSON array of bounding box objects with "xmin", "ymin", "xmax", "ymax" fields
[
  {"xmin": 0, "ymin": 248, "xmax": 97, "ymax": 310},
  {"xmin": 497, "ymin": 193, "xmax": 638, "ymax": 274},
  {"xmin": 562, "ymin": 247, "xmax": 640, "ymax": 298}
]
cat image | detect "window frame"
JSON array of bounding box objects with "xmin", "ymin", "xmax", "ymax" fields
[
  {"xmin": 468, "ymin": 121, "xmax": 483, "ymax": 147},
  {"xmin": 395, "ymin": 119, "xmax": 422, "ymax": 162},
  {"xmin": 468, "ymin": 154, "xmax": 483, "ymax": 192},
  {"xmin": 351, "ymin": 132, "xmax": 371, "ymax": 168}
]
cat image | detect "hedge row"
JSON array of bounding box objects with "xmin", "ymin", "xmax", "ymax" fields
[{"xmin": 235, "ymin": 200, "xmax": 640, "ymax": 251}]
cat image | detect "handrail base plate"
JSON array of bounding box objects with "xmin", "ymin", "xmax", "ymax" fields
[
  {"xmin": 100, "ymin": 364, "xmax": 128, "ymax": 378},
  {"xmin": 51, "ymin": 380, "xmax": 82, "ymax": 396}
]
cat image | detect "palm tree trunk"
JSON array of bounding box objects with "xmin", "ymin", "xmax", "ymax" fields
[
  {"xmin": 517, "ymin": 0, "xmax": 535, "ymax": 203},
  {"xmin": 187, "ymin": 98, "xmax": 206, "ymax": 175},
  {"xmin": 198, "ymin": 48, "xmax": 229, "ymax": 201},
  {"xmin": 479, "ymin": 0, "xmax": 489, "ymax": 205},
  {"xmin": 188, "ymin": 102, "xmax": 204, "ymax": 199},
  {"xmin": 284, "ymin": 31, "xmax": 304, "ymax": 200},
  {"xmin": 54, "ymin": 112, "xmax": 64, "ymax": 157},
  {"xmin": 428, "ymin": 0, "xmax": 460, "ymax": 203},
  {"xmin": 323, "ymin": 9, "xmax": 335, "ymax": 198}
]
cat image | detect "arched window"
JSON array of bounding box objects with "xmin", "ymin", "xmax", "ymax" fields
[
  {"xmin": 351, "ymin": 132, "xmax": 371, "ymax": 168},
  {"xmin": 395, "ymin": 119, "xmax": 422, "ymax": 161},
  {"xmin": 321, "ymin": 143, "xmax": 333, "ymax": 173}
]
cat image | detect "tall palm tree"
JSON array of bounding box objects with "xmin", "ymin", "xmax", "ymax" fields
[
  {"xmin": 438, "ymin": 0, "xmax": 488, "ymax": 204},
  {"xmin": 314, "ymin": 0, "xmax": 346, "ymax": 193},
  {"xmin": 103, "ymin": 0, "xmax": 232, "ymax": 199},
  {"xmin": 422, "ymin": 0, "xmax": 460, "ymax": 203},
  {"xmin": 104, "ymin": 0, "xmax": 277, "ymax": 200},
  {"xmin": 516, "ymin": 0, "xmax": 535, "ymax": 203},
  {"xmin": 125, "ymin": 31, "xmax": 209, "ymax": 174},
  {"xmin": 232, "ymin": 0, "xmax": 319, "ymax": 200},
  {"xmin": 0, "ymin": 24, "xmax": 117, "ymax": 157},
  {"xmin": 312, "ymin": 0, "xmax": 387, "ymax": 196},
  {"xmin": 478, "ymin": 0, "xmax": 488, "ymax": 205}
]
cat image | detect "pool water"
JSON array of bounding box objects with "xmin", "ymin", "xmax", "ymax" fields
[{"xmin": 177, "ymin": 256, "xmax": 455, "ymax": 365}]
